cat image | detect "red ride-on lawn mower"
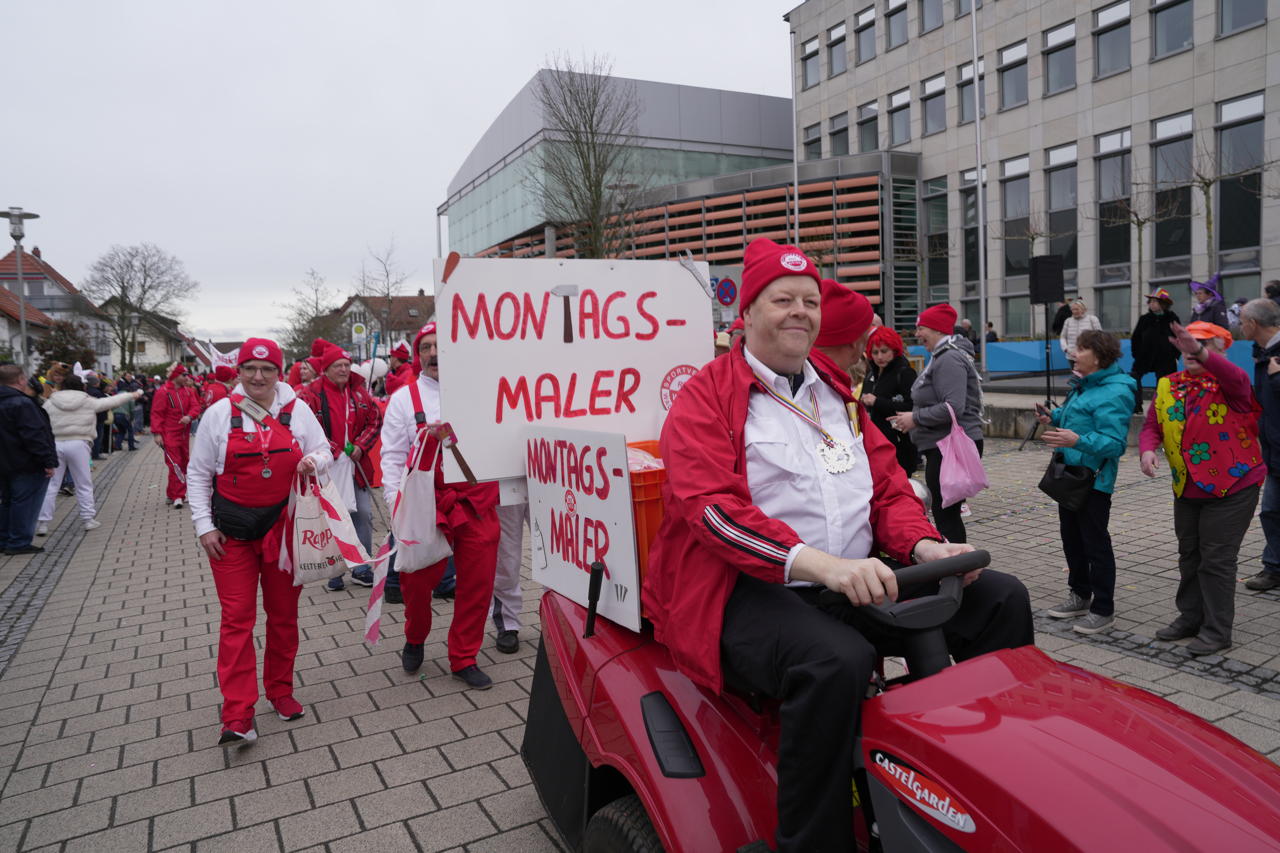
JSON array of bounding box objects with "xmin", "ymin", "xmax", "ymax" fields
[{"xmin": 521, "ymin": 550, "xmax": 1280, "ymax": 852}]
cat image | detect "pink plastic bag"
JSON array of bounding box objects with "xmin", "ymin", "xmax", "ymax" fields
[{"xmin": 937, "ymin": 403, "xmax": 987, "ymax": 509}]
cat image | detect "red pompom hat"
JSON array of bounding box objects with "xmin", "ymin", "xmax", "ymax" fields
[
  {"xmin": 739, "ymin": 238, "xmax": 820, "ymax": 316},
  {"xmin": 390, "ymin": 342, "xmax": 411, "ymax": 361},
  {"xmin": 411, "ymin": 322, "xmax": 438, "ymax": 374},
  {"xmin": 916, "ymin": 304, "xmax": 958, "ymax": 334},
  {"xmin": 238, "ymin": 338, "xmax": 283, "ymax": 373},
  {"xmin": 317, "ymin": 344, "xmax": 352, "ymax": 374},
  {"xmin": 310, "ymin": 338, "xmax": 332, "ymax": 358},
  {"xmin": 815, "ymin": 279, "xmax": 874, "ymax": 347}
]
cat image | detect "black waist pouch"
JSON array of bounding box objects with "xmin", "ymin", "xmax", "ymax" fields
[{"xmin": 212, "ymin": 491, "xmax": 288, "ymax": 541}]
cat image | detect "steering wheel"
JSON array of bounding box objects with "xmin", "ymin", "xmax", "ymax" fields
[{"xmin": 820, "ymin": 550, "xmax": 991, "ymax": 632}]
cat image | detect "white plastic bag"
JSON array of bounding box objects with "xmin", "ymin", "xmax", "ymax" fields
[
  {"xmin": 290, "ymin": 476, "xmax": 348, "ymax": 585},
  {"xmin": 389, "ymin": 429, "xmax": 452, "ymax": 573}
]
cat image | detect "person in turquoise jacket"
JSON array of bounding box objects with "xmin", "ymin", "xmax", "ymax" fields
[{"xmin": 1033, "ymin": 329, "xmax": 1136, "ymax": 635}]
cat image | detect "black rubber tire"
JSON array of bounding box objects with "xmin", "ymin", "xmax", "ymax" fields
[{"xmin": 582, "ymin": 794, "xmax": 665, "ymax": 853}]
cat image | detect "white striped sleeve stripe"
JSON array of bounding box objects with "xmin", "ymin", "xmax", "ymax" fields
[{"xmin": 702, "ymin": 505, "xmax": 789, "ymax": 565}]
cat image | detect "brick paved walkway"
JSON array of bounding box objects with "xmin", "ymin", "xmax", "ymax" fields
[{"xmin": 0, "ymin": 438, "xmax": 1277, "ymax": 852}]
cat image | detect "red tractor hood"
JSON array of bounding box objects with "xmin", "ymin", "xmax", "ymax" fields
[{"xmin": 863, "ymin": 646, "xmax": 1280, "ymax": 851}]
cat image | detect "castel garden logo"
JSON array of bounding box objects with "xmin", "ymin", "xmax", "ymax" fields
[{"xmin": 870, "ymin": 750, "xmax": 975, "ymax": 834}]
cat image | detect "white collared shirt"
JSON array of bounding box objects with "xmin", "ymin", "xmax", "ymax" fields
[
  {"xmin": 379, "ymin": 373, "xmax": 441, "ymax": 510},
  {"xmin": 742, "ymin": 347, "xmax": 876, "ymax": 584}
]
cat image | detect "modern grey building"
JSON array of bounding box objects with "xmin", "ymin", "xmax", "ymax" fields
[
  {"xmin": 438, "ymin": 72, "xmax": 794, "ymax": 258},
  {"xmin": 785, "ymin": 0, "xmax": 1276, "ymax": 336}
]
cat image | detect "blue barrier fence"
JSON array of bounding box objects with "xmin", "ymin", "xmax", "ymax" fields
[{"xmin": 908, "ymin": 338, "xmax": 1257, "ymax": 387}]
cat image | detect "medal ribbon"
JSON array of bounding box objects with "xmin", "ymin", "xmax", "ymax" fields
[{"xmin": 752, "ymin": 373, "xmax": 838, "ymax": 447}]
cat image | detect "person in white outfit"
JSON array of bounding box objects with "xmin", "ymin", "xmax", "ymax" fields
[
  {"xmin": 492, "ymin": 503, "xmax": 527, "ymax": 653},
  {"xmin": 37, "ymin": 375, "xmax": 141, "ymax": 533},
  {"xmin": 1059, "ymin": 299, "xmax": 1103, "ymax": 367}
]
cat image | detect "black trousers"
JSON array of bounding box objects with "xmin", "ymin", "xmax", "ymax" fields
[
  {"xmin": 1059, "ymin": 489, "xmax": 1116, "ymax": 616},
  {"xmin": 922, "ymin": 440, "xmax": 984, "ymax": 543},
  {"xmin": 720, "ymin": 569, "xmax": 1033, "ymax": 852},
  {"xmin": 1173, "ymin": 485, "xmax": 1259, "ymax": 645},
  {"xmin": 1131, "ymin": 363, "xmax": 1176, "ymax": 412}
]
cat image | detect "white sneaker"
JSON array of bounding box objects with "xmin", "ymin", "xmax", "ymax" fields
[
  {"xmin": 83, "ymin": 519, "xmax": 101, "ymax": 531},
  {"xmin": 172, "ymin": 498, "xmax": 184, "ymax": 509},
  {"xmin": 35, "ymin": 523, "xmax": 48, "ymax": 536}
]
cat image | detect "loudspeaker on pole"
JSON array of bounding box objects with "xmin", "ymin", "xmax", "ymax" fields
[{"xmin": 1029, "ymin": 255, "xmax": 1065, "ymax": 305}]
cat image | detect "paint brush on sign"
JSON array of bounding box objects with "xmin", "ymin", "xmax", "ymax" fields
[{"xmin": 441, "ymin": 251, "xmax": 461, "ymax": 284}]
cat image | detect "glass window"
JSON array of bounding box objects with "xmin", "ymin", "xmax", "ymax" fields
[
  {"xmin": 857, "ymin": 101, "xmax": 879, "ymax": 152},
  {"xmin": 922, "ymin": 93, "xmax": 945, "ymax": 135},
  {"xmin": 890, "ymin": 104, "xmax": 910, "ymax": 146},
  {"xmin": 801, "ymin": 37, "xmax": 820, "ymax": 88},
  {"xmin": 1048, "ymin": 165, "xmax": 1078, "ymax": 270},
  {"xmin": 1098, "ymin": 201, "xmax": 1131, "ymax": 266},
  {"xmin": 886, "ymin": 5, "xmax": 908, "ymax": 49},
  {"xmin": 922, "ymin": 76, "xmax": 946, "ymax": 135},
  {"xmin": 828, "ymin": 24, "xmax": 848, "ymax": 77},
  {"xmin": 1219, "ymin": 117, "xmax": 1264, "ymax": 251},
  {"xmin": 958, "ymin": 61, "xmax": 986, "ymax": 124},
  {"xmin": 1154, "ymin": 136, "xmax": 1193, "ymax": 187},
  {"xmin": 855, "ymin": 9, "xmax": 877, "ymax": 64},
  {"xmin": 1152, "ymin": 0, "xmax": 1193, "ymax": 58},
  {"xmin": 830, "ymin": 112, "xmax": 850, "ymax": 156},
  {"xmin": 1097, "ymin": 151, "xmax": 1131, "ymax": 201},
  {"xmin": 1094, "ymin": 3, "xmax": 1131, "ymax": 78},
  {"xmin": 957, "ymin": 0, "xmax": 983, "ymax": 16},
  {"xmin": 1003, "ymin": 175, "xmax": 1030, "ymax": 277},
  {"xmin": 920, "ymin": 0, "xmax": 943, "ymax": 33},
  {"xmin": 1000, "ymin": 61, "xmax": 1028, "ymax": 109},
  {"xmin": 1096, "ymin": 286, "xmax": 1131, "ymax": 331},
  {"xmin": 962, "ymin": 186, "xmax": 980, "ymax": 281},
  {"xmin": 1220, "ymin": 117, "xmax": 1265, "ymax": 174},
  {"xmin": 1044, "ymin": 43, "xmax": 1076, "ymax": 94},
  {"xmin": 1220, "ymin": 0, "xmax": 1266, "ymax": 35},
  {"xmin": 924, "ymin": 177, "xmax": 949, "ymax": 294},
  {"xmin": 803, "ymin": 123, "xmax": 822, "ymax": 160},
  {"xmin": 1220, "ymin": 92, "xmax": 1264, "ymax": 123},
  {"xmin": 1004, "ymin": 296, "xmax": 1031, "ymax": 337}
]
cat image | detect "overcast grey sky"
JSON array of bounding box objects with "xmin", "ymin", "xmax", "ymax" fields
[{"xmin": 8, "ymin": 0, "xmax": 792, "ymax": 343}]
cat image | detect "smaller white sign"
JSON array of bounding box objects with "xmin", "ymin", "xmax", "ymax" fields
[
  {"xmin": 526, "ymin": 426, "xmax": 641, "ymax": 632},
  {"xmin": 351, "ymin": 323, "xmax": 368, "ymax": 341}
]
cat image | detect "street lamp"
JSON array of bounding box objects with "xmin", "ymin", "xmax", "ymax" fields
[
  {"xmin": 4, "ymin": 207, "xmax": 39, "ymax": 370},
  {"xmin": 129, "ymin": 312, "xmax": 141, "ymax": 371}
]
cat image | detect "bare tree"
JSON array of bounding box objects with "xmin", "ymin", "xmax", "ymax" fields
[
  {"xmin": 80, "ymin": 244, "xmax": 199, "ymax": 372},
  {"xmin": 528, "ymin": 53, "xmax": 647, "ymax": 259},
  {"xmin": 277, "ymin": 268, "xmax": 344, "ymax": 360},
  {"xmin": 355, "ymin": 240, "xmax": 411, "ymax": 346},
  {"xmin": 1183, "ymin": 135, "xmax": 1276, "ymax": 274}
]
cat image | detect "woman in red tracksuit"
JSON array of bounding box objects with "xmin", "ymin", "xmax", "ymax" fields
[
  {"xmin": 187, "ymin": 338, "xmax": 331, "ymax": 746},
  {"xmin": 151, "ymin": 362, "xmax": 202, "ymax": 508}
]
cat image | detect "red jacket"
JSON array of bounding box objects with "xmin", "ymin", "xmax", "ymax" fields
[
  {"xmin": 150, "ymin": 381, "xmax": 200, "ymax": 434},
  {"xmin": 203, "ymin": 382, "xmax": 230, "ymax": 410},
  {"xmin": 642, "ymin": 341, "xmax": 942, "ymax": 693},
  {"xmin": 297, "ymin": 376, "xmax": 383, "ymax": 487},
  {"xmin": 384, "ymin": 362, "xmax": 413, "ymax": 397}
]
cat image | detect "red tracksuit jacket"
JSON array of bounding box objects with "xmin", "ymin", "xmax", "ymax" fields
[
  {"xmin": 642, "ymin": 340, "xmax": 942, "ymax": 693},
  {"xmin": 150, "ymin": 382, "xmax": 201, "ymax": 434}
]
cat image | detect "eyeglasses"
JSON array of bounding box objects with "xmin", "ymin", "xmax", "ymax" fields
[{"xmin": 239, "ymin": 366, "xmax": 279, "ymax": 377}]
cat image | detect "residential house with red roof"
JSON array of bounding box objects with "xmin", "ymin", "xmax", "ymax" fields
[
  {"xmin": 330, "ymin": 288, "xmax": 435, "ymax": 358},
  {"xmin": 0, "ymin": 247, "xmax": 113, "ymax": 371}
]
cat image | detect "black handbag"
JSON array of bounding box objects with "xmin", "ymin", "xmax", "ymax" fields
[
  {"xmin": 212, "ymin": 491, "xmax": 288, "ymax": 541},
  {"xmin": 1037, "ymin": 452, "xmax": 1098, "ymax": 512}
]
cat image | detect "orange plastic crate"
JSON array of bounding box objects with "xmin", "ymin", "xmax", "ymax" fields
[{"xmin": 627, "ymin": 441, "xmax": 666, "ymax": 585}]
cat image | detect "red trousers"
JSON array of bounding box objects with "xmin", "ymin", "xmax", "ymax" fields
[
  {"xmin": 400, "ymin": 507, "xmax": 499, "ymax": 671},
  {"xmin": 210, "ymin": 536, "xmax": 302, "ymax": 728},
  {"xmin": 162, "ymin": 430, "xmax": 189, "ymax": 500}
]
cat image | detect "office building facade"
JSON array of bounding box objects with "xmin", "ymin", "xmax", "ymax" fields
[{"xmin": 786, "ymin": 0, "xmax": 1277, "ymax": 335}]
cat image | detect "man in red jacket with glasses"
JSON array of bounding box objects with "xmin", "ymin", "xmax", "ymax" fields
[{"xmin": 642, "ymin": 238, "xmax": 1033, "ymax": 852}]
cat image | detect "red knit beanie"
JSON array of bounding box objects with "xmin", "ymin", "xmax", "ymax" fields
[
  {"xmin": 167, "ymin": 362, "xmax": 187, "ymax": 379},
  {"xmin": 739, "ymin": 238, "xmax": 820, "ymax": 316},
  {"xmin": 815, "ymin": 279, "xmax": 874, "ymax": 347},
  {"xmin": 390, "ymin": 342, "xmax": 411, "ymax": 361},
  {"xmin": 238, "ymin": 338, "xmax": 283, "ymax": 373},
  {"xmin": 213, "ymin": 365, "xmax": 236, "ymax": 383},
  {"xmin": 411, "ymin": 322, "xmax": 438, "ymax": 374},
  {"xmin": 916, "ymin": 304, "xmax": 958, "ymax": 334},
  {"xmin": 318, "ymin": 344, "xmax": 352, "ymax": 374}
]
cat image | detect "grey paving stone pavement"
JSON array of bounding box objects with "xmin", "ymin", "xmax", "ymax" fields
[{"xmin": 0, "ymin": 437, "xmax": 1278, "ymax": 851}]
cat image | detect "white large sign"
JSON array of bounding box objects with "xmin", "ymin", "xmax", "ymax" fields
[
  {"xmin": 434, "ymin": 257, "xmax": 712, "ymax": 483},
  {"xmin": 526, "ymin": 427, "xmax": 642, "ymax": 631}
]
